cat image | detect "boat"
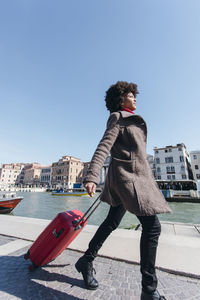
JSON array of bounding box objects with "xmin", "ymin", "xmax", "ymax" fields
[
  {"xmin": 156, "ymin": 180, "xmax": 200, "ymax": 203},
  {"xmin": 52, "ymin": 189, "xmax": 89, "ymax": 196},
  {"xmin": 0, "ymin": 192, "xmax": 23, "ymax": 214}
]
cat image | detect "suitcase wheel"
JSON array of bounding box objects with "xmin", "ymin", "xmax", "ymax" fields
[
  {"xmin": 28, "ymin": 264, "xmax": 34, "ymax": 271},
  {"xmin": 28, "ymin": 263, "xmax": 37, "ymax": 272},
  {"xmin": 24, "ymin": 251, "xmax": 30, "ymax": 260}
]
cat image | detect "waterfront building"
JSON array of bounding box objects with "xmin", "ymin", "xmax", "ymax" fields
[
  {"xmin": 82, "ymin": 162, "xmax": 90, "ymax": 181},
  {"xmin": 154, "ymin": 143, "xmax": 193, "ymax": 180},
  {"xmin": 40, "ymin": 165, "xmax": 52, "ymax": 187},
  {"xmin": 147, "ymin": 154, "xmax": 156, "ymax": 178},
  {"xmin": 51, "ymin": 155, "xmax": 84, "ymax": 189},
  {"xmin": 15, "ymin": 165, "xmax": 26, "ymax": 185},
  {"xmin": 99, "ymin": 155, "xmax": 111, "ymax": 185},
  {"xmin": 190, "ymin": 150, "xmax": 200, "ymax": 181},
  {"xmin": 23, "ymin": 163, "xmax": 41, "ymax": 185},
  {"xmin": 0, "ymin": 163, "xmax": 26, "ymax": 186}
]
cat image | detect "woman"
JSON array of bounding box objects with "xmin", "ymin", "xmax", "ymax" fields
[{"xmin": 75, "ymin": 81, "xmax": 171, "ymax": 300}]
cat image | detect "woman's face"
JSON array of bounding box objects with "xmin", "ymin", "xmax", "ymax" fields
[{"xmin": 121, "ymin": 92, "xmax": 136, "ymax": 111}]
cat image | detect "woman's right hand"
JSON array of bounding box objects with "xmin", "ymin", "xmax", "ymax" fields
[{"xmin": 84, "ymin": 182, "xmax": 96, "ymax": 197}]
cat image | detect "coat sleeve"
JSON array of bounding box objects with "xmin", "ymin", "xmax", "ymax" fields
[{"xmin": 83, "ymin": 112, "xmax": 120, "ymax": 184}]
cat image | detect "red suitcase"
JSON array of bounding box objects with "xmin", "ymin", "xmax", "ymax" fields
[{"xmin": 24, "ymin": 194, "xmax": 101, "ymax": 271}]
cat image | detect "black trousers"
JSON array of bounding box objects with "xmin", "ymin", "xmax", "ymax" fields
[{"xmin": 84, "ymin": 204, "xmax": 161, "ymax": 294}]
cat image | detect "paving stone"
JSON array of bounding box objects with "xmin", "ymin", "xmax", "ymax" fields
[
  {"xmin": 109, "ymin": 296, "xmax": 119, "ymax": 300},
  {"xmin": 120, "ymin": 282, "xmax": 129, "ymax": 288}
]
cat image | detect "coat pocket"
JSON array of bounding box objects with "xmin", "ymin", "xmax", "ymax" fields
[{"xmin": 111, "ymin": 157, "xmax": 136, "ymax": 182}]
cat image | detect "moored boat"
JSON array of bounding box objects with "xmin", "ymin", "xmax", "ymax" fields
[
  {"xmin": 156, "ymin": 180, "xmax": 200, "ymax": 203},
  {"xmin": 52, "ymin": 189, "xmax": 89, "ymax": 196},
  {"xmin": 0, "ymin": 192, "xmax": 23, "ymax": 213}
]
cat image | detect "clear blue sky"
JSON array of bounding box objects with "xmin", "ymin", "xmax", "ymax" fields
[{"xmin": 0, "ymin": 0, "xmax": 200, "ymax": 166}]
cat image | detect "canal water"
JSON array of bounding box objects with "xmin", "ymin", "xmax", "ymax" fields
[{"xmin": 11, "ymin": 192, "xmax": 200, "ymax": 228}]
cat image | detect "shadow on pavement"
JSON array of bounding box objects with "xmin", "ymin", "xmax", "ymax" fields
[
  {"xmin": 31, "ymin": 266, "xmax": 87, "ymax": 289},
  {"xmin": 45, "ymin": 263, "xmax": 70, "ymax": 268},
  {"xmin": 0, "ymin": 254, "xmax": 87, "ymax": 300}
]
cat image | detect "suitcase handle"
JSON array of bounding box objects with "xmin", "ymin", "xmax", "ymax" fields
[{"xmin": 74, "ymin": 193, "xmax": 102, "ymax": 230}]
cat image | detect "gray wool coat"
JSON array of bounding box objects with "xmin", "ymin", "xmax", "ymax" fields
[{"xmin": 84, "ymin": 110, "xmax": 172, "ymax": 216}]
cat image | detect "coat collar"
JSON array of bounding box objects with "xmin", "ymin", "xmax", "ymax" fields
[
  {"xmin": 119, "ymin": 110, "xmax": 145, "ymax": 123},
  {"xmin": 119, "ymin": 110, "xmax": 147, "ymax": 136}
]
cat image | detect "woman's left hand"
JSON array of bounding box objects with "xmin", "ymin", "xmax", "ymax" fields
[{"xmin": 84, "ymin": 182, "xmax": 96, "ymax": 197}]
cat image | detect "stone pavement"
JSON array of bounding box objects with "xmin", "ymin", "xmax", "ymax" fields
[
  {"xmin": 0, "ymin": 234, "xmax": 200, "ymax": 300},
  {"xmin": 1, "ymin": 215, "xmax": 200, "ymax": 278}
]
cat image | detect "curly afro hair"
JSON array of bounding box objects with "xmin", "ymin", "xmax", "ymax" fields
[{"xmin": 105, "ymin": 81, "xmax": 139, "ymax": 113}]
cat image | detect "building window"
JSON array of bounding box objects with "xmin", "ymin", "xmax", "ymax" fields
[
  {"xmin": 155, "ymin": 150, "xmax": 159, "ymax": 154},
  {"xmin": 181, "ymin": 165, "xmax": 185, "ymax": 171},
  {"xmin": 167, "ymin": 175, "xmax": 171, "ymax": 180},
  {"xmin": 195, "ymin": 165, "xmax": 199, "ymax": 170},
  {"xmin": 165, "ymin": 157, "xmax": 173, "ymax": 163},
  {"xmin": 157, "ymin": 167, "xmax": 161, "ymax": 173},
  {"xmin": 179, "ymin": 156, "xmax": 184, "ymax": 162},
  {"xmin": 156, "ymin": 158, "xmax": 160, "ymax": 164},
  {"xmin": 172, "ymin": 175, "xmax": 176, "ymax": 180},
  {"xmin": 169, "ymin": 148, "xmax": 172, "ymax": 152},
  {"xmin": 166, "ymin": 166, "xmax": 175, "ymax": 173},
  {"xmin": 165, "ymin": 150, "xmax": 168, "ymax": 153},
  {"xmin": 182, "ymin": 174, "xmax": 186, "ymax": 179},
  {"xmin": 157, "ymin": 175, "xmax": 161, "ymax": 179},
  {"xmin": 193, "ymin": 155, "xmax": 197, "ymax": 159},
  {"xmin": 196, "ymin": 174, "xmax": 200, "ymax": 179},
  {"xmin": 178, "ymin": 148, "xmax": 182, "ymax": 151}
]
